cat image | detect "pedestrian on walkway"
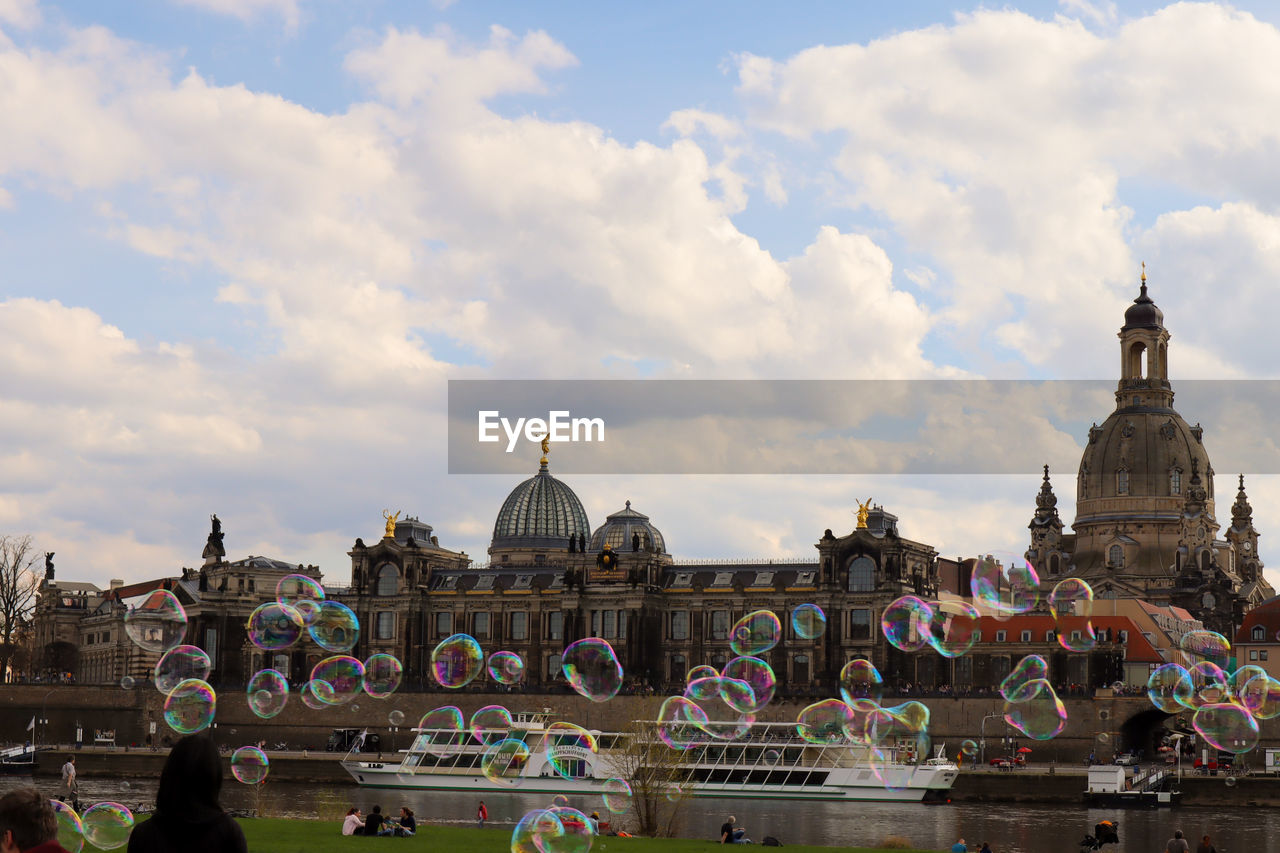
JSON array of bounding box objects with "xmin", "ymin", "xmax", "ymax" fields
[
  {"xmin": 477, "ymin": 800, "xmax": 488, "ymax": 829},
  {"xmin": 1165, "ymin": 829, "xmax": 1190, "ymax": 853}
]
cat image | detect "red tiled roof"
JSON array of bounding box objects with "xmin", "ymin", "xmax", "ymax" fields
[
  {"xmin": 974, "ymin": 613, "xmax": 1163, "ymax": 663},
  {"xmin": 1235, "ymin": 596, "xmax": 1280, "ymax": 645}
]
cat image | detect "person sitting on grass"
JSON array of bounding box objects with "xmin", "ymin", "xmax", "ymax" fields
[
  {"xmin": 342, "ymin": 808, "xmax": 363, "ymax": 836},
  {"xmin": 393, "ymin": 808, "xmax": 415, "ymax": 837},
  {"xmin": 364, "ymin": 806, "xmax": 386, "ymax": 837},
  {"xmin": 720, "ymin": 816, "xmax": 750, "ymax": 844}
]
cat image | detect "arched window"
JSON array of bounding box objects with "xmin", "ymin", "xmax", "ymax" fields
[
  {"xmin": 1116, "ymin": 469, "xmax": 1129, "ymax": 495},
  {"xmin": 1253, "ymin": 625, "xmax": 1265, "ymax": 642},
  {"xmin": 1108, "ymin": 545, "xmax": 1124, "ymax": 567},
  {"xmin": 1049, "ymin": 554, "xmax": 1061, "ymax": 575},
  {"xmin": 1200, "ymin": 550, "xmax": 1212, "ymax": 571},
  {"xmin": 1170, "ymin": 468, "xmax": 1182, "ymax": 495},
  {"xmin": 375, "ymin": 563, "xmax": 399, "ymax": 596},
  {"xmin": 848, "ymin": 556, "xmax": 875, "ymax": 592}
]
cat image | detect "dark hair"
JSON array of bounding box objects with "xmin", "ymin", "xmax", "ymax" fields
[
  {"xmin": 1174, "ymin": 831, "xmax": 1184, "ymax": 839},
  {"xmin": 401, "ymin": 807, "xmax": 414, "ymax": 817},
  {"xmin": 347, "ymin": 807, "xmax": 360, "ymax": 816},
  {"xmin": 0, "ymin": 787, "xmax": 57, "ymax": 850},
  {"xmin": 156, "ymin": 733, "xmax": 224, "ymax": 818},
  {"xmin": 372, "ymin": 805, "xmax": 382, "ymax": 814}
]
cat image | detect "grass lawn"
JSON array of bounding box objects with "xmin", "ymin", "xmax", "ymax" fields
[{"xmin": 236, "ymin": 819, "xmax": 939, "ymax": 853}]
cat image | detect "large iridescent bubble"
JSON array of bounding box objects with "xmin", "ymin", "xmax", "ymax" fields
[
  {"xmin": 307, "ymin": 601, "xmax": 360, "ymax": 653},
  {"xmin": 163, "ymin": 679, "xmax": 216, "ymax": 734},
  {"xmin": 246, "ymin": 668, "xmax": 289, "ymax": 719},
  {"xmin": 432, "ymin": 633, "xmax": 484, "ymax": 688},
  {"xmin": 310, "ymin": 655, "xmax": 365, "ymax": 705},
  {"xmin": 470, "ymin": 705, "xmax": 513, "ymax": 745},
  {"xmin": 1180, "ymin": 630, "xmax": 1231, "ymax": 668},
  {"xmin": 1240, "ymin": 674, "xmax": 1280, "ymax": 720},
  {"xmin": 81, "ymin": 803, "xmax": 134, "ymax": 850},
  {"xmin": 124, "ymin": 589, "xmax": 187, "ymax": 653},
  {"xmin": 562, "ymin": 638, "xmax": 623, "ymax": 703},
  {"xmin": 730, "ymin": 610, "xmax": 782, "ymax": 656},
  {"xmin": 1176, "ymin": 661, "xmax": 1230, "ymax": 709},
  {"xmin": 487, "ymin": 651, "xmax": 526, "ymax": 685},
  {"xmin": 230, "ymin": 746, "xmax": 270, "ymax": 784},
  {"xmin": 1047, "ymin": 578, "xmax": 1095, "ymax": 651},
  {"xmin": 276, "ymin": 573, "xmax": 325, "ymax": 625},
  {"xmin": 796, "ymin": 699, "xmax": 854, "ymax": 744},
  {"xmin": 545, "ymin": 722, "xmax": 599, "ymax": 779},
  {"xmin": 246, "ymin": 602, "xmax": 305, "ymax": 651},
  {"xmin": 418, "ymin": 706, "xmax": 466, "ymax": 757},
  {"xmin": 1193, "ymin": 703, "xmax": 1259, "ymax": 753},
  {"xmin": 924, "ymin": 600, "xmax": 980, "ymax": 658},
  {"xmin": 363, "ymin": 653, "xmax": 404, "ymax": 699},
  {"xmin": 153, "ymin": 645, "xmax": 212, "ymax": 695},
  {"xmin": 51, "ymin": 800, "xmax": 84, "ymax": 853},
  {"xmin": 1003, "ymin": 679, "xmax": 1067, "ymax": 740},
  {"xmin": 1000, "ymin": 655, "xmax": 1049, "ymax": 703},
  {"xmin": 881, "ymin": 596, "xmax": 933, "ymax": 652},
  {"xmin": 722, "ymin": 655, "xmax": 776, "ymax": 713},
  {"xmin": 970, "ymin": 552, "xmax": 1040, "ymax": 617},
  {"xmin": 791, "ymin": 604, "xmax": 827, "ymax": 639},
  {"xmin": 1147, "ymin": 663, "xmax": 1189, "ymax": 713},
  {"xmin": 482, "ymin": 738, "xmax": 531, "ymax": 786},
  {"xmin": 602, "ymin": 777, "xmax": 633, "ymax": 814},
  {"xmin": 839, "ymin": 658, "xmax": 884, "ymax": 705},
  {"xmin": 656, "ymin": 695, "xmax": 710, "ymax": 750}
]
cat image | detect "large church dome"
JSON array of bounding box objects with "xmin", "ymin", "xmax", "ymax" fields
[{"xmin": 490, "ymin": 461, "xmax": 591, "ymax": 553}]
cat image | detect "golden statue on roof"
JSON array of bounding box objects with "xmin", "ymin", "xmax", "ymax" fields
[
  {"xmin": 383, "ymin": 509, "xmax": 400, "ymax": 538},
  {"xmin": 856, "ymin": 498, "xmax": 873, "ymax": 529},
  {"xmin": 540, "ymin": 433, "xmax": 551, "ymax": 467}
]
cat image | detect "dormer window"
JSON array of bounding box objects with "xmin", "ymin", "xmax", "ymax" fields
[
  {"xmin": 1109, "ymin": 545, "xmax": 1124, "ymax": 568},
  {"xmin": 1254, "ymin": 625, "xmax": 1266, "ymax": 642},
  {"xmin": 712, "ymin": 572, "xmax": 734, "ymax": 587}
]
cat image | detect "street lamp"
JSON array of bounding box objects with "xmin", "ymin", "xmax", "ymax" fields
[{"xmin": 979, "ymin": 713, "xmax": 1005, "ymax": 767}]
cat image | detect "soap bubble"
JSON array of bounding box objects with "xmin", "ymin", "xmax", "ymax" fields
[
  {"xmin": 970, "ymin": 552, "xmax": 1040, "ymax": 617},
  {"xmin": 512, "ymin": 809, "xmax": 563, "ymax": 853},
  {"xmin": 388, "ymin": 709, "xmax": 406, "ymax": 727},
  {"xmin": 730, "ymin": 610, "xmax": 782, "ymax": 656},
  {"xmin": 1225, "ymin": 775, "xmax": 1237, "ymax": 788},
  {"xmin": 602, "ymin": 777, "xmax": 632, "ymax": 814},
  {"xmin": 163, "ymin": 679, "xmax": 216, "ymax": 734},
  {"xmin": 432, "ymin": 633, "xmax": 484, "ymax": 688},
  {"xmin": 1193, "ymin": 703, "xmax": 1259, "ymax": 753},
  {"xmin": 1239, "ymin": 674, "xmax": 1280, "ymax": 720},
  {"xmin": 864, "ymin": 702, "xmax": 931, "ymax": 757},
  {"xmin": 471, "ymin": 705, "xmax": 514, "ymax": 746},
  {"xmin": 119, "ymin": 676, "xmax": 135, "ymax": 691},
  {"xmin": 717, "ymin": 677, "xmax": 758, "ymax": 714},
  {"xmin": 764, "ymin": 748, "xmax": 782, "ymax": 764},
  {"xmin": 124, "ymin": 589, "xmax": 187, "ymax": 653},
  {"xmin": 562, "ymin": 638, "xmax": 624, "ymax": 703},
  {"xmin": 487, "ymin": 651, "xmax": 526, "ymax": 685},
  {"xmin": 246, "ymin": 602, "xmax": 305, "ymax": 651},
  {"xmin": 153, "ymin": 645, "xmax": 212, "ymax": 695},
  {"xmin": 363, "ymin": 653, "xmax": 404, "ymax": 698},
  {"xmin": 656, "ymin": 695, "xmax": 710, "ymax": 750},
  {"xmin": 721, "ymin": 655, "xmax": 776, "ymax": 713},
  {"xmin": 276, "ymin": 573, "xmax": 325, "ymax": 623},
  {"xmin": 482, "ymin": 738, "xmax": 531, "ymax": 786},
  {"xmin": 796, "ymin": 699, "xmax": 854, "ymax": 744},
  {"xmin": 924, "ymin": 599, "xmax": 980, "ymax": 658},
  {"xmin": 81, "ymin": 802, "xmax": 134, "ymax": 850},
  {"xmin": 51, "ymin": 800, "xmax": 84, "ymax": 853},
  {"xmin": 551, "ymin": 796, "xmax": 570, "ymax": 808},
  {"xmin": 684, "ymin": 676, "xmax": 723, "ymax": 702},
  {"xmin": 1147, "ymin": 663, "xmax": 1190, "ymax": 713},
  {"xmin": 687, "ymin": 664, "xmax": 719, "ymax": 683},
  {"xmin": 246, "ymin": 669, "xmax": 289, "ymax": 719},
  {"xmin": 1047, "ymin": 578, "xmax": 1095, "ymax": 651},
  {"xmin": 1097, "ymin": 732, "xmax": 1112, "ymax": 745},
  {"xmin": 299, "ymin": 681, "xmax": 326, "ymax": 710},
  {"xmin": 1178, "ymin": 661, "xmax": 1230, "ymax": 709},
  {"xmin": 839, "ymin": 658, "xmax": 885, "ymax": 705},
  {"xmin": 307, "ymin": 601, "xmax": 359, "ymax": 653},
  {"xmin": 418, "ymin": 706, "xmax": 466, "ymax": 757},
  {"xmin": 546, "ymin": 722, "xmax": 599, "ymax": 780},
  {"xmin": 1000, "ymin": 655, "xmax": 1049, "ymax": 703},
  {"xmin": 1231, "ymin": 665, "xmax": 1268, "ymax": 699},
  {"xmin": 791, "ymin": 603, "xmax": 827, "ymax": 639},
  {"xmin": 1180, "ymin": 630, "xmax": 1232, "ymax": 668},
  {"xmin": 1003, "ymin": 679, "xmax": 1067, "ymax": 740},
  {"xmin": 230, "ymin": 745, "xmax": 270, "ymax": 785},
  {"xmin": 869, "ymin": 745, "xmax": 908, "ymax": 793},
  {"xmin": 881, "ymin": 596, "xmax": 933, "ymax": 652},
  {"xmin": 310, "ymin": 656, "xmax": 365, "ymax": 705},
  {"xmin": 960, "ymin": 739, "xmax": 978, "ymax": 758}
]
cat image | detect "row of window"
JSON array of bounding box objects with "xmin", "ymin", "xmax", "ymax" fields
[
  {"xmin": 433, "ymin": 610, "xmax": 545, "ymax": 641},
  {"xmin": 667, "ymin": 609, "xmax": 874, "ymax": 641},
  {"xmin": 1114, "ymin": 469, "xmax": 1183, "ymax": 496}
]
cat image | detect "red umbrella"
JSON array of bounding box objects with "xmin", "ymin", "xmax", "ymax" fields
[{"xmin": 1016, "ymin": 747, "xmax": 1033, "ymax": 754}]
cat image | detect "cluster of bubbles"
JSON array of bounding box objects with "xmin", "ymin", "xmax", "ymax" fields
[
  {"xmin": 1145, "ymin": 630, "xmax": 1277, "ymax": 755},
  {"xmin": 512, "ymin": 804, "xmax": 595, "ymax": 853},
  {"xmin": 52, "ymin": 800, "xmax": 135, "ymax": 852},
  {"xmin": 999, "ymin": 655, "xmax": 1067, "ymax": 740}
]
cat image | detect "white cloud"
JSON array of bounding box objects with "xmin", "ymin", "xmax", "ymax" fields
[
  {"xmin": 0, "ymin": 0, "xmax": 39, "ymax": 30},
  {"xmin": 171, "ymin": 0, "xmax": 301, "ymax": 31}
]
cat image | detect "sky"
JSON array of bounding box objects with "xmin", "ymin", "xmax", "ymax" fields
[{"xmin": 4, "ymin": 0, "xmax": 1280, "ymax": 591}]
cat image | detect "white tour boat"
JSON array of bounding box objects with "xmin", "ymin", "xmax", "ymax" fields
[{"xmin": 341, "ymin": 709, "xmax": 958, "ymax": 803}]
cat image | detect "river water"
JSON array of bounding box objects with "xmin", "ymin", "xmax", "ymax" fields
[{"xmin": 2, "ymin": 775, "xmax": 1269, "ymax": 852}]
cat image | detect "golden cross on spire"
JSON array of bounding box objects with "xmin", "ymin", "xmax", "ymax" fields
[{"xmin": 1141, "ymin": 261, "xmax": 1146, "ymax": 284}]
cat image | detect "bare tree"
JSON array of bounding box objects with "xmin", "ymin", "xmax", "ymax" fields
[
  {"xmin": 0, "ymin": 534, "xmax": 41, "ymax": 683},
  {"xmin": 602, "ymin": 709, "xmax": 693, "ymax": 838}
]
